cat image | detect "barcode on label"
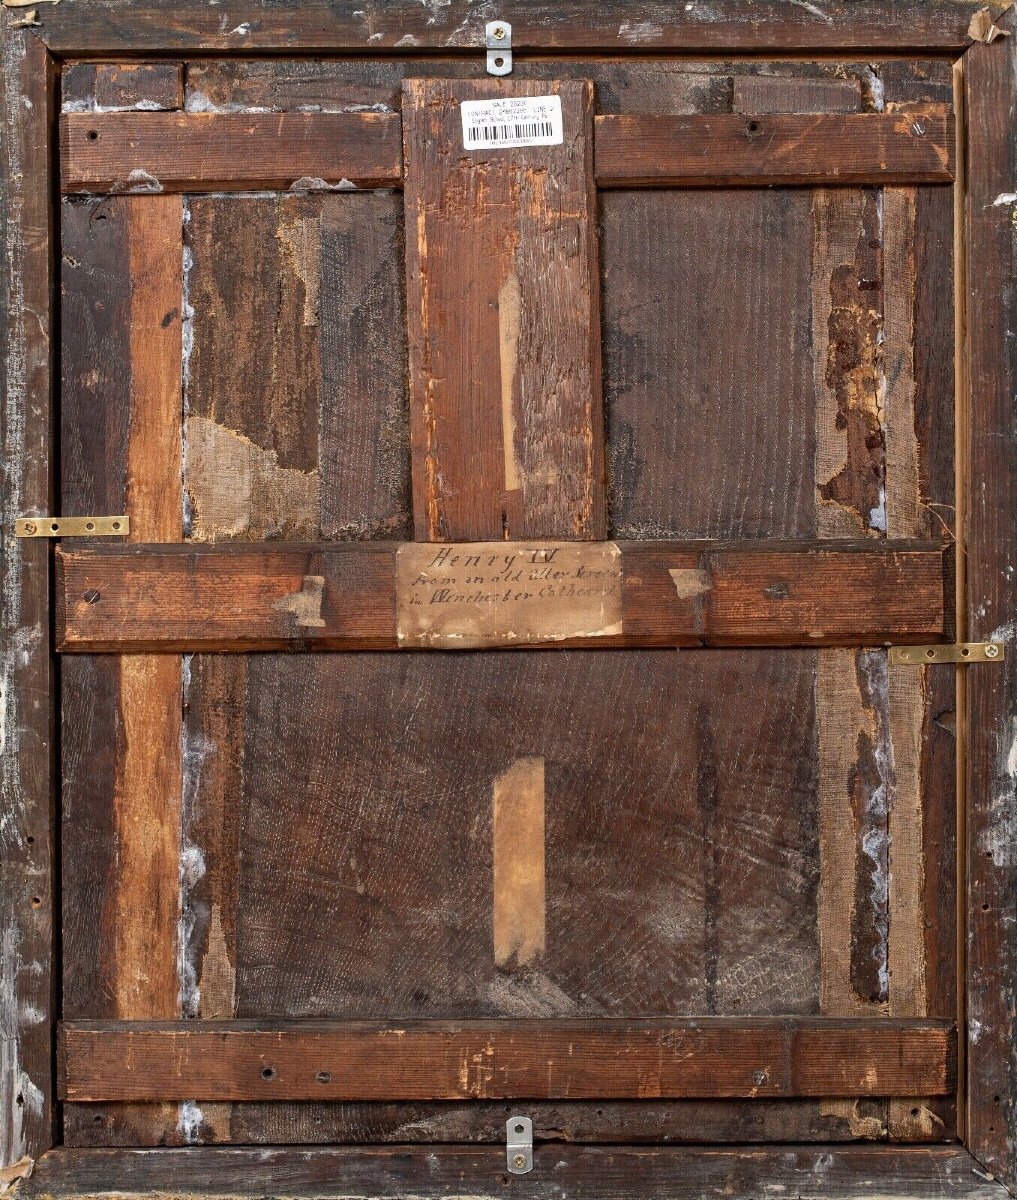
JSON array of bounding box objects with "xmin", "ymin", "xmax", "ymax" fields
[
  {"xmin": 461, "ymin": 95, "xmax": 564, "ymax": 150},
  {"xmin": 467, "ymin": 120, "xmax": 555, "ymax": 145}
]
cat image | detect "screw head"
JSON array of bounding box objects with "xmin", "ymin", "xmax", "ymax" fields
[
  {"xmin": 912, "ymin": 121, "xmax": 926, "ymax": 136},
  {"xmin": 83, "ymin": 588, "xmax": 101, "ymax": 604},
  {"xmin": 985, "ymin": 644, "xmax": 1000, "ymax": 658},
  {"xmin": 492, "ymin": 25, "xmax": 507, "ymax": 38},
  {"xmin": 512, "ymin": 1154, "xmax": 527, "ymax": 1169},
  {"xmin": 23, "ymin": 522, "xmax": 36, "ymax": 535}
]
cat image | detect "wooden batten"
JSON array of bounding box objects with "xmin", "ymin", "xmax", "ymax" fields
[
  {"xmin": 60, "ymin": 107, "xmax": 955, "ymax": 195},
  {"xmin": 55, "ymin": 540, "xmax": 947, "ymax": 652},
  {"xmin": 59, "ymin": 1018, "xmax": 955, "ymax": 1102}
]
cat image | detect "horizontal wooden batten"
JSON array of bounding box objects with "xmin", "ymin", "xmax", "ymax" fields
[
  {"xmin": 16, "ymin": 1146, "xmax": 1008, "ymax": 1200},
  {"xmin": 60, "ymin": 112, "xmax": 404, "ymax": 193},
  {"xmin": 59, "ymin": 1019, "xmax": 954, "ymax": 1102},
  {"xmin": 593, "ymin": 108, "xmax": 954, "ymax": 187},
  {"xmin": 61, "ymin": 108, "xmax": 953, "ymax": 194},
  {"xmin": 55, "ymin": 540, "xmax": 947, "ymax": 652}
]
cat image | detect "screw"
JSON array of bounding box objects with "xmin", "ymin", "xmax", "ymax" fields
[
  {"xmin": 912, "ymin": 121, "xmax": 926, "ymax": 136},
  {"xmin": 985, "ymin": 644, "xmax": 1000, "ymax": 658},
  {"xmin": 492, "ymin": 25, "xmax": 507, "ymax": 39},
  {"xmin": 512, "ymin": 1154, "xmax": 527, "ymax": 1170},
  {"xmin": 22, "ymin": 522, "xmax": 36, "ymax": 535},
  {"xmin": 83, "ymin": 589, "xmax": 101, "ymax": 604}
]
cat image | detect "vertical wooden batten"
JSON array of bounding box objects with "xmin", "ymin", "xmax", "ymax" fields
[
  {"xmin": 402, "ymin": 78, "xmax": 606, "ymax": 543},
  {"xmin": 0, "ymin": 28, "xmax": 56, "ymax": 1166},
  {"xmin": 964, "ymin": 9, "xmax": 1017, "ymax": 1187}
]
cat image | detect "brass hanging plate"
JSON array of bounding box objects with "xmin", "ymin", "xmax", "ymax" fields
[
  {"xmin": 890, "ymin": 642, "xmax": 1004, "ymax": 665},
  {"xmin": 15, "ymin": 515, "xmax": 130, "ymax": 538}
]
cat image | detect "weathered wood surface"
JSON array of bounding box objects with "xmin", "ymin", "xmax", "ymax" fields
[
  {"xmin": 62, "ymin": 112, "xmax": 403, "ymax": 193},
  {"xmin": 60, "ymin": 1096, "xmax": 897, "ymax": 1148},
  {"xmin": 402, "ymin": 78, "xmax": 605, "ymax": 542},
  {"xmin": 594, "ymin": 108, "xmax": 954, "ymax": 187},
  {"xmin": 56, "ymin": 541, "xmax": 946, "ymax": 652},
  {"xmin": 62, "ymin": 62, "xmax": 183, "ymax": 112},
  {"xmin": 184, "ymin": 192, "xmax": 411, "ymax": 543},
  {"xmin": 33, "ymin": 1, "xmax": 985, "ymax": 55},
  {"xmin": 61, "ymin": 107, "xmax": 954, "ymax": 195},
  {"xmin": 964, "ymin": 9, "xmax": 1017, "ymax": 1189},
  {"xmin": 20, "ymin": 1145, "xmax": 1013, "ymax": 1200},
  {"xmin": 60, "ymin": 1019, "xmax": 954, "ymax": 1101},
  {"xmin": 0, "ymin": 28, "xmax": 56, "ymax": 1168},
  {"xmin": 58, "ymin": 194, "xmax": 187, "ymax": 1148}
]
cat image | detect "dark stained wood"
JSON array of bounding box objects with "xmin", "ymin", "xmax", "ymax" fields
[
  {"xmin": 21, "ymin": 1145, "xmax": 1012, "ymax": 1200},
  {"xmin": 964, "ymin": 10, "xmax": 1017, "ymax": 1188},
  {"xmin": 62, "ymin": 62, "xmax": 183, "ymax": 112},
  {"xmin": 59, "ymin": 1018, "xmax": 955, "ymax": 1101},
  {"xmin": 0, "ymin": 28, "xmax": 57, "ymax": 1166},
  {"xmin": 61, "ymin": 1097, "xmax": 893, "ymax": 1147},
  {"xmin": 319, "ymin": 195, "xmax": 412, "ymax": 540},
  {"xmin": 60, "ymin": 107, "xmax": 955, "ymax": 195},
  {"xmin": 594, "ymin": 109, "xmax": 954, "ymax": 187},
  {"xmin": 59, "ymin": 198, "xmax": 133, "ymax": 1025},
  {"xmin": 603, "ymin": 187, "xmax": 818, "ymax": 540},
  {"xmin": 61, "ymin": 111, "xmax": 404, "ymax": 193},
  {"xmin": 55, "ymin": 541, "xmax": 946, "ymax": 652},
  {"xmin": 34, "ymin": 1, "xmax": 985, "ymax": 55},
  {"xmin": 402, "ymin": 78, "xmax": 605, "ymax": 542}
]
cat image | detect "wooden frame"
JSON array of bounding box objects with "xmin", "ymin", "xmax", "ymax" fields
[{"xmin": 3, "ymin": 2, "xmax": 1015, "ymax": 1196}]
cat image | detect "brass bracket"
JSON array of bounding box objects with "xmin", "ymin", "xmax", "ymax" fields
[
  {"xmin": 890, "ymin": 642, "xmax": 1005, "ymax": 665},
  {"xmin": 15, "ymin": 515, "xmax": 130, "ymax": 538}
]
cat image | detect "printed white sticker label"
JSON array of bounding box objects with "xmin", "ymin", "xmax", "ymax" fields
[{"xmin": 461, "ymin": 95, "xmax": 564, "ymax": 150}]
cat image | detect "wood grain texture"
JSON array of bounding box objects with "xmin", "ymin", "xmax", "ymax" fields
[
  {"xmin": 220, "ymin": 649, "xmax": 823, "ymax": 1020},
  {"xmin": 20, "ymin": 1145, "xmax": 1012, "ymax": 1200},
  {"xmin": 33, "ymin": 1, "xmax": 985, "ymax": 55},
  {"xmin": 0, "ymin": 29, "xmax": 56, "ymax": 1166},
  {"xmin": 59, "ymin": 1019, "xmax": 955, "ymax": 1101},
  {"xmin": 603, "ymin": 187, "xmax": 817, "ymax": 540},
  {"xmin": 595, "ymin": 109, "xmax": 953, "ymax": 187},
  {"xmin": 55, "ymin": 541, "xmax": 946, "ymax": 652},
  {"xmin": 59, "ymin": 107, "xmax": 955, "ymax": 194},
  {"xmin": 62, "ymin": 112, "xmax": 402, "ymax": 192},
  {"xmin": 62, "ymin": 62, "xmax": 183, "ymax": 112},
  {"xmin": 60, "ymin": 1096, "xmax": 893, "ymax": 1148},
  {"xmin": 964, "ymin": 11, "xmax": 1017, "ymax": 1187},
  {"xmin": 403, "ymin": 78, "xmax": 605, "ymax": 542}
]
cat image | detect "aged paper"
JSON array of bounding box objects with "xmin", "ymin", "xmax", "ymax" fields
[{"xmin": 397, "ymin": 541, "xmax": 623, "ymax": 648}]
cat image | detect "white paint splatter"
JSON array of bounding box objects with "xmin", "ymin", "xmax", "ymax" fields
[
  {"xmin": 395, "ymin": 33, "xmax": 420, "ymax": 46},
  {"xmin": 993, "ymin": 193, "xmax": 1017, "ymax": 206},
  {"xmin": 177, "ymin": 1101, "xmax": 204, "ymax": 1144},
  {"xmin": 288, "ymin": 176, "xmax": 358, "ymax": 192},
  {"xmin": 786, "ymin": 0, "xmax": 832, "ymax": 20},
  {"xmin": 227, "ymin": 22, "xmax": 252, "ymax": 35},
  {"xmin": 619, "ymin": 20, "xmax": 664, "ymax": 42},
  {"xmin": 869, "ymin": 486, "xmax": 887, "ymax": 533},
  {"xmin": 120, "ymin": 168, "xmax": 164, "ymax": 194}
]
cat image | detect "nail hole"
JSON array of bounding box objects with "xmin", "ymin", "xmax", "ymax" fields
[
  {"xmin": 982, "ymin": 902, "xmax": 990, "ymax": 911},
  {"xmin": 87, "ymin": 129, "xmax": 98, "ymax": 140},
  {"xmin": 261, "ymin": 1066, "xmax": 276, "ymax": 1080},
  {"xmin": 910, "ymin": 1107, "xmax": 920, "ymax": 1117},
  {"xmin": 30, "ymin": 896, "xmax": 41, "ymax": 907},
  {"xmin": 747, "ymin": 120, "xmax": 760, "ymax": 133}
]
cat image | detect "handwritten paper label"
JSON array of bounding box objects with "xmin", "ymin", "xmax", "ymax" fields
[{"xmin": 397, "ymin": 541, "xmax": 623, "ymax": 648}]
